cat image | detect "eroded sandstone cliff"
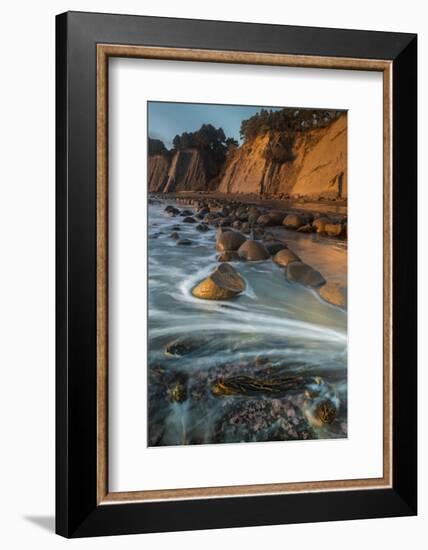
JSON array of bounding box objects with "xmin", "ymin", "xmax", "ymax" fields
[
  {"xmin": 148, "ymin": 113, "xmax": 347, "ymax": 199},
  {"xmin": 148, "ymin": 154, "xmax": 170, "ymax": 192},
  {"xmin": 217, "ymin": 114, "xmax": 347, "ymax": 198},
  {"xmin": 148, "ymin": 149, "xmax": 223, "ymax": 193}
]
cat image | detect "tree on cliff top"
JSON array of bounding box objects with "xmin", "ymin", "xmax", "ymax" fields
[
  {"xmin": 148, "ymin": 137, "xmax": 169, "ymax": 156},
  {"xmin": 172, "ymin": 123, "xmax": 230, "ymax": 165},
  {"xmin": 172, "ymin": 124, "xmax": 226, "ymax": 151},
  {"xmin": 240, "ymin": 108, "xmax": 343, "ymax": 142}
]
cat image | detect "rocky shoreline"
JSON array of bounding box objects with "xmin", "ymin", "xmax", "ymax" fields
[
  {"xmin": 150, "ymin": 193, "xmax": 347, "ymax": 309},
  {"xmin": 147, "ymin": 194, "xmax": 347, "ymax": 445}
]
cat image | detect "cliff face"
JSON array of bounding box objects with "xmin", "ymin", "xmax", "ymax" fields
[
  {"xmin": 217, "ymin": 114, "xmax": 347, "ymax": 198},
  {"xmin": 148, "ymin": 154, "xmax": 170, "ymax": 192},
  {"xmin": 148, "ymin": 149, "xmax": 221, "ymax": 193},
  {"xmin": 148, "ymin": 114, "xmax": 347, "ymax": 199}
]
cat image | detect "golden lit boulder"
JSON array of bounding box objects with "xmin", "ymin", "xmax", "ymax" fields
[
  {"xmin": 256, "ymin": 211, "xmax": 285, "ymax": 226},
  {"xmin": 324, "ymin": 223, "xmax": 343, "ymax": 237},
  {"xmin": 192, "ymin": 263, "xmax": 246, "ymax": 300},
  {"xmin": 237, "ymin": 240, "xmax": 270, "ymax": 261},
  {"xmin": 216, "ymin": 230, "xmax": 246, "ymax": 252},
  {"xmin": 312, "ymin": 217, "xmax": 330, "ymax": 233},
  {"xmin": 273, "ymin": 249, "xmax": 300, "ymax": 267},
  {"xmin": 282, "ymin": 213, "xmax": 304, "ymax": 229},
  {"xmin": 319, "ymin": 282, "xmax": 347, "ymax": 308}
]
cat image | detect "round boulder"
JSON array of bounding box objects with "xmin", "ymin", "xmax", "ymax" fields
[
  {"xmin": 165, "ymin": 338, "xmax": 199, "ymax": 357},
  {"xmin": 164, "ymin": 205, "xmax": 180, "ymax": 216},
  {"xmin": 324, "ymin": 223, "xmax": 343, "ymax": 237},
  {"xmin": 235, "ymin": 206, "xmax": 249, "ymax": 221},
  {"xmin": 319, "ymin": 282, "xmax": 347, "ymax": 308},
  {"xmin": 283, "ymin": 213, "xmax": 304, "ymax": 230},
  {"xmin": 237, "ymin": 240, "xmax": 270, "ymax": 261},
  {"xmin": 312, "ymin": 217, "xmax": 330, "ymax": 233},
  {"xmin": 269, "ymin": 211, "xmax": 287, "ymax": 225},
  {"xmin": 204, "ymin": 212, "xmax": 219, "ymax": 222},
  {"xmin": 192, "ymin": 263, "xmax": 246, "ymax": 300},
  {"xmin": 240, "ymin": 222, "xmax": 250, "ymax": 234},
  {"xmin": 273, "ymin": 249, "xmax": 300, "ymax": 267},
  {"xmin": 197, "ymin": 207, "xmax": 210, "ymax": 217},
  {"xmin": 182, "ymin": 216, "xmax": 196, "ymax": 223},
  {"xmin": 218, "ymin": 217, "xmax": 234, "ymax": 227},
  {"xmin": 265, "ymin": 240, "xmax": 288, "ymax": 255},
  {"xmin": 217, "ymin": 251, "xmax": 240, "ymax": 262},
  {"xmin": 216, "ymin": 230, "xmax": 246, "ymax": 252},
  {"xmin": 257, "ymin": 211, "xmax": 285, "ymax": 226},
  {"xmin": 286, "ymin": 261, "xmax": 326, "ymax": 288},
  {"xmin": 248, "ymin": 206, "xmax": 260, "ymax": 218}
]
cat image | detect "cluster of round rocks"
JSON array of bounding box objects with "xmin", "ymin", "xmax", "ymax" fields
[
  {"xmin": 159, "ymin": 200, "xmax": 346, "ymax": 309},
  {"xmin": 163, "ymin": 197, "xmax": 347, "ymax": 239}
]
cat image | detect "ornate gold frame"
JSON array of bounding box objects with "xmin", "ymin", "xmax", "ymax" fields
[{"xmin": 96, "ymin": 44, "xmax": 392, "ymax": 504}]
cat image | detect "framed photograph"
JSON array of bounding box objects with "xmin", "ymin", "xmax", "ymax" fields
[{"xmin": 56, "ymin": 11, "xmax": 417, "ymax": 537}]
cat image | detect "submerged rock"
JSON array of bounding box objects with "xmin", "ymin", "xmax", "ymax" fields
[
  {"xmin": 319, "ymin": 282, "xmax": 347, "ymax": 308},
  {"xmin": 237, "ymin": 240, "xmax": 270, "ymax": 261},
  {"xmin": 305, "ymin": 398, "xmax": 338, "ymax": 428},
  {"xmin": 273, "ymin": 249, "xmax": 300, "ymax": 267},
  {"xmin": 167, "ymin": 373, "xmax": 188, "ymax": 403},
  {"xmin": 176, "ymin": 239, "xmax": 192, "ymax": 245},
  {"xmin": 286, "ymin": 261, "xmax": 326, "ymax": 288},
  {"xmin": 197, "ymin": 207, "xmax": 210, "ymax": 217},
  {"xmin": 165, "ymin": 338, "xmax": 201, "ymax": 357},
  {"xmin": 314, "ymin": 400, "xmax": 337, "ymax": 424},
  {"xmin": 170, "ymin": 231, "xmax": 180, "ymax": 240},
  {"xmin": 192, "ymin": 263, "xmax": 246, "ymax": 300},
  {"xmin": 216, "ymin": 230, "xmax": 246, "ymax": 252},
  {"xmin": 196, "ymin": 223, "xmax": 209, "ymax": 232},
  {"xmin": 204, "ymin": 212, "xmax": 220, "ymax": 222},
  {"xmin": 211, "ymin": 374, "xmax": 307, "ymax": 397},
  {"xmin": 164, "ymin": 205, "xmax": 180, "ymax": 216}
]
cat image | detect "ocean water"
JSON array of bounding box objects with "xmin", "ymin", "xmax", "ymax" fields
[{"xmin": 148, "ymin": 200, "xmax": 347, "ymax": 446}]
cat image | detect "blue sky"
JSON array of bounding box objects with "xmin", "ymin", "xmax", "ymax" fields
[{"xmin": 148, "ymin": 102, "xmax": 282, "ymax": 149}]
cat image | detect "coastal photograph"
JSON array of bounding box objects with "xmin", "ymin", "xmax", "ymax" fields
[{"xmin": 147, "ymin": 101, "xmax": 348, "ymax": 447}]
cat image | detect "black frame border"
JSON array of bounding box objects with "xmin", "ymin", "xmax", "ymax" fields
[{"xmin": 56, "ymin": 11, "xmax": 417, "ymax": 537}]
